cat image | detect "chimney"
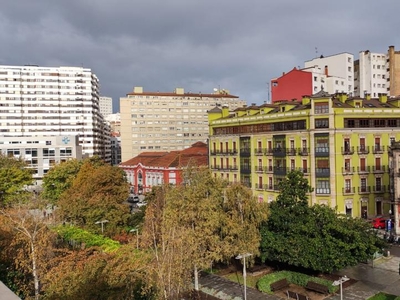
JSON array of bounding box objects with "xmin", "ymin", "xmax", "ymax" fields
[
  {"xmin": 379, "ymin": 93, "xmax": 388, "ymax": 103},
  {"xmin": 324, "ymin": 65, "xmax": 328, "ymax": 76},
  {"xmin": 365, "ymin": 93, "xmax": 371, "ymax": 100}
]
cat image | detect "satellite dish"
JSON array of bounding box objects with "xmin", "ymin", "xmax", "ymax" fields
[{"xmin": 213, "ymin": 88, "xmax": 218, "ymax": 92}]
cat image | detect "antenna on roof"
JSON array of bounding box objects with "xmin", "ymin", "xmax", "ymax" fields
[{"xmin": 315, "ymin": 47, "xmax": 318, "ymax": 57}]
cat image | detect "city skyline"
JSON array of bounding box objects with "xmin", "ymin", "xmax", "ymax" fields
[{"xmin": 0, "ymin": 1, "xmax": 399, "ymax": 112}]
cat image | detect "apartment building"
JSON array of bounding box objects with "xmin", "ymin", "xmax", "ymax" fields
[
  {"xmin": 208, "ymin": 91, "xmax": 400, "ymax": 219},
  {"xmin": 120, "ymin": 87, "xmax": 246, "ymax": 161},
  {"xmin": 388, "ymin": 142, "xmax": 400, "ymax": 235},
  {"xmin": 305, "ymin": 53, "xmax": 354, "ymax": 94},
  {"xmin": 99, "ymin": 96, "xmax": 113, "ymax": 117},
  {"xmin": 388, "ymin": 45, "xmax": 400, "ymax": 96}
]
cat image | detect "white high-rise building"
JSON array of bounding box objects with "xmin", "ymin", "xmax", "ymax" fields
[
  {"xmin": 0, "ymin": 65, "xmax": 109, "ymax": 161},
  {"xmin": 120, "ymin": 87, "xmax": 247, "ymax": 161},
  {"xmin": 305, "ymin": 53, "xmax": 354, "ymax": 95},
  {"xmin": 355, "ymin": 51, "xmax": 388, "ymax": 98},
  {"xmin": 99, "ymin": 96, "xmax": 113, "ymax": 117}
]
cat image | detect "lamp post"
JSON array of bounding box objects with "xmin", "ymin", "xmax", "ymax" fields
[
  {"xmin": 129, "ymin": 228, "xmax": 139, "ymax": 249},
  {"xmin": 95, "ymin": 220, "xmax": 109, "ymax": 234},
  {"xmin": 235, "ymin": 253, "xmax": 252, "ymax": 300},
  {"xmin": 333, "ymin": 275, "xmax": 349, "ymax": 300}
]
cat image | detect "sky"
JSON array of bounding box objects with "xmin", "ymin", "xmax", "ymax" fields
[{"xmin": 0, "ymin": 1, "xmax": 399, "ymax": 112}]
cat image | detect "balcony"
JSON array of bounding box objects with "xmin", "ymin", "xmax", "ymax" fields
[
  {"xmin": 358, "ymin": 186, "xmax": 371, "ymax": 194},
  {"xmin": 357, "ymin": 146, "xmax": 369, "ymax": 154},
  {"xmin": 315, "ymin": 147, "xmax": 329, "ymax": 157},
  {"xmin": 297, "ymin": 167, "xmax": 310, "ymax": 174},
  {"xmin": 286, "ymin": 148, "xmax": 297, "ymax": 156},
  {"xmin": 343, "ymin": 187, "xmax": 355, "ymax": 195},
  {"xmin": 264, "ymin": 166, "xmax": 273, "ymax": 174},
  {"xmin": 357, "ymin": 166, "xmax": 370, "ymax": 174},
  {"xmin": 240, "ymin": 166, "xmax": 251, "ymax": 174},
  {"xmin": 342, "ymin": 167, "xmax": 355, "ymax": 175},
  {"xmin": 266, "ymin": 184, "xmax": 274, "ymax": 191},
  {"xmin": 264, "ymin": 148, "xmax": 273, "ymax": 156},
  {"xmin": 372, "ymin": 145, "xmax": 385, "ymax": 154},
  {"xmin": 272, "ymin": 147, "xmax": 286, "ymax": 157},
  {"xmin": 341, "ymin": 146, "xmax": 355, "ymax": 155},
  {"xmin": 255, "ymin": 166, "xmax": 264, "ymax": 173},
  {"xmin": 254, "ymin": 148, "xmax": 264, "ymax": 156},
  {"xmin": 315, "ymin": 168, "xmax": 330, "ymax": 177},
  {"xmin": 372, "ymin": 166, "xmax": 386, "ymax": 173},
  {"xmin": 297, "ymin": 147, "xmax": 309, "ymax": 156},
  {"xmin": 211, "ymin": 165, "xmax": 220, "ymax": 170},
  {"xmin": 229, "ymin": 165, "xmax": 239, "ymax": 171},
  {"xmin": 316, "ymin": 188, "xmax": 330, "ymax": 195},
  {"xmin": 273, "ymin": 166, "xmax": 287, "ymax": 176},
  {"xmin": 373, "ymin": 185, "xmax": 386, "ymax": 193},
  {"xmin": 255, "ymin": 183, "xmax": 266, "ymax": 190}
]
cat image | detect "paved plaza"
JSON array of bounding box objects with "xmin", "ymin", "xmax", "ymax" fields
[{"xmin": 199, "ymin": 247, "xmax": 400, "ymax": 299}]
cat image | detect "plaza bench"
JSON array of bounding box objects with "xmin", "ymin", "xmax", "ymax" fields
[
  {"xmin": 286, "ymin": 290, "xmax": 310, "ymax": 300},
  {"xmin": 270, "ymin": 278, "xmax": 289, "ymax": 291},
  {"xmin": 305, "ymin": 281, "xmax": 329, "ymax": 294}
]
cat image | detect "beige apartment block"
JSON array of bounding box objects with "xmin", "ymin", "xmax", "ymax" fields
[{"xmin": 120, "ymin": 87, "xmax": 246, "ymax": 161}]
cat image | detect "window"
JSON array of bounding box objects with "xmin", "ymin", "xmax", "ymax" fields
[
  {"xmin": 314, "ymin": 103, "xmax": 329, "ymax": 114},
  {"xmin": 316, "ymin": 179, "xmax": 330, "ymax": 194},
  {"xmin": 315, "ymin": 119, "xmax": 329, "ymax": 128}
]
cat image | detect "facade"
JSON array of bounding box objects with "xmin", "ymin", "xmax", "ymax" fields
[
  {"xmin": 120, "ymin": 87, "xmax": 246, "ymax": 161},
  {"xmin": 388, "ymin": 142, "xmax": 400, "ymax": 235},
  {"xmin": 208, "ymin": 91, "xmax": 400, "ymax": 219},
  {"xmin": 388, "ymin": 45, "xmax": 400, "ymax": 96},
  {"xmin": 304, "ymin": 53, "xmax": 354, "ymax": 95},
  {"xmin": 0, "ymin": 65, "xmax": 109, "ymax": 159},
  {"xmin": 271, "ymin": 67, "xmax": 345, "ymax": 102},
  {"xmin": 0, "ymin": 135, "xmax": 82, "ymax": 184},
  {"xmin": 99, "ymin": 96, "xmax": 113, "ymax": 117},
  {"xmin": 119, "ymin": 141, "xmax": 208, "ymax": 194},
  {"xmin": 355, "ymin": 50, "xmax": 388, "ymax": 98}
]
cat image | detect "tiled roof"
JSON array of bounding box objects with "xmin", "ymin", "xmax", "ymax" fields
[{"xmin": 120, "ymin": 142, "xmax": 208, "ymax": 169}]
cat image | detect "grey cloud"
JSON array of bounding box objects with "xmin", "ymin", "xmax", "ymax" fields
[{"xmin": 0, "ymin": 0, "xmax": 399, "ymax": 111}]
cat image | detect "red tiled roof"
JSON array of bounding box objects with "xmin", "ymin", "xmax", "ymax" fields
[{"xmin": 120, "ymin": 142, "xmax": 208, "ymax": 169}]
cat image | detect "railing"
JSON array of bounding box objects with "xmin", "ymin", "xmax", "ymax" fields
[
  {"xmin": 239, "ymin": 148, "xmax": 251, "ymax": 156},
  {"xmin": 254, "ymin": 166, "xmax": 264, "ymax": 172},
  {"xmin": 240, "ymin": 166, "xmax": 251, "ymax": 174},
  {"xmin": 316, "ymin": 188, "xmax": 330, "ymax": 194},
  {"xmin": 286, "ymin": 148, "xmax": 297, "ymax": 156},
  {"xmin": 264, "ymin": 148, "xmax": 274, "ymax": 155},
  {"xmin": 373, "ymin": 185, "xmax": 386, "ymax": 193},
  {"xmin": 357, "ymin": 146, "xmax": 369, "ymax": 154},
  {"xmin": 297, "ymin": 148, "xmax": 309, "ymax": 156},
  {"xmin": 372, "ymin": 145, "xmax": 385, "ymax": 154},
  {"xmin": 372, "ymin": 166, "xmax": 386, "ymax": 173},
  {"xmin": 358, "ymin": 186, "xmax": 371, "ymax": 194},
  {"xmin": 341, "ymin": 146, "xmax": 355, "ymax": 155},
  {"xmin": 357, "ymin": 166, "xmax": 370, "ymax": 173},
  {"xmin": 264, "ymin": 166, "xmax": 273, "ymax": 173},
  {"xmin": 273, "ymin": 167, "xmax": 287, "ymax": 176},
  {"xmin": 315, "ymin": 147, "xmax": 329, "ymax": 156},
  {"xmin": 272, "ymin": 147, "xmax": 286, "ymax": 156},
  {"xmin": 266, "ymin": 184, "xmax": 274, "ymax": 191},
  {"xmin": 343, "ymin": 187, "xmax": 355, "ymax": 194},
  {"xmin": 297, "ymin": 167, "xmax": 310, "ymax": 174},
  {"xmin": 342, "ymin": 167, "xmax": 355, "ymax": 174},
  {"xmin": 254, "ymin": 148, "xmax": 264, "ymax": 156}
]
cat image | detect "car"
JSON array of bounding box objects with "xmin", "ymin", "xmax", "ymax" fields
[{"xmin": 372, "ymin": 217, "xmax": 387, "ymax": 229}]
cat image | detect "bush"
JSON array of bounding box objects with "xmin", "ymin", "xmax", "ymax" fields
[
  {"xmin": 257, "ymin": 270, "xmax": 338, "ymax": 294},
  {"xmin": 368, "ymin": 292, "xmax": 399, "ymax": 300}
]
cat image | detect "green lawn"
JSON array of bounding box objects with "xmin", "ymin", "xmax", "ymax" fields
[
  {"xmin": 368, "ymin": 292, "xmax": 400, "ymax": 300},
  {"xmin": 223, "ymin": 272, "xmax": 264, "ymax": 289}
]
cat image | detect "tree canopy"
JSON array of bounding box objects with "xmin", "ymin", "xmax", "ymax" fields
[
  {"xmin": 260, "ymin": 170, "xmax": 386, "ymax": 273},
  {"xmin": 0, "ymin": 154, "xmax": 33, "ymax": 205}
]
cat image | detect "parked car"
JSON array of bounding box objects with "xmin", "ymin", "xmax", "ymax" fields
[{"xmin": 372, "ymin": 217, "xmax": 387, "ymax": 229}]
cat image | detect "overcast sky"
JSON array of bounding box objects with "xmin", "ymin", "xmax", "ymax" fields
[{"xmin": 0, "ymin": 1, "xmax": 398, "ymax": 112}]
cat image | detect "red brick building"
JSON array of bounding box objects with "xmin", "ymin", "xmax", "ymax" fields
[{"xmin": 119, "ymin": 142, "xmax": 208, "ymax": 194}]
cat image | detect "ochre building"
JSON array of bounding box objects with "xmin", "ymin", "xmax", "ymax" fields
[{"xmin": 208, "ymin": 91, "xmax": 400, "ymax": 219}]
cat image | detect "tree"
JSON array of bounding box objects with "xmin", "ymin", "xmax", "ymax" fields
[
  {"xmin": 42, "ymin": 245, "xmax": 152, "ymax": 300},
  {"xmin": 0, "ymin": 153, "xmax": 33, "ymax": 205},
  {"xmin": 220, "ymin": 183, "xmax": 269, "ymax": 261},
  {"xmin": 41, "ymin": 159, "xmax": 83, "ymax": 204},
  {"xmin": 0, "ymin": 198, "xmax": 56, "ymax": 299},
  {"xmin": 57, "ymin": 160, "xmax": 130, "ymax": 235},
  {"xmin": 260, "ymin": 170, "xmax": 386, "ymax": 273}
]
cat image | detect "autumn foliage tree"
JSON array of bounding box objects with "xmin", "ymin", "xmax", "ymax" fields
[{"xmin": 57, "ymin": 160, "xmax": 130, "ymax": 235}]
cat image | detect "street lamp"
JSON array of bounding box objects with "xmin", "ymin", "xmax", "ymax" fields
[
  {"xmin": 333, "ymin": 275, "xmax": 349, "ymax": 300},
  {"xmin": 235, "ymin": 253, "xmax": 252, "ymax": 300},
  {"xmin": 95, "ymin": 220, "xmax": 109, "ymax": 234},
  {"xmin": 129, "ymin": 228, "xmax": 139, "ymax": 249}
]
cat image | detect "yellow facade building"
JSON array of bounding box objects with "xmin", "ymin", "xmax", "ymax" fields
[{"xmin": 208, "ymin": 91, "xmax": 400, "ymax": 218}]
